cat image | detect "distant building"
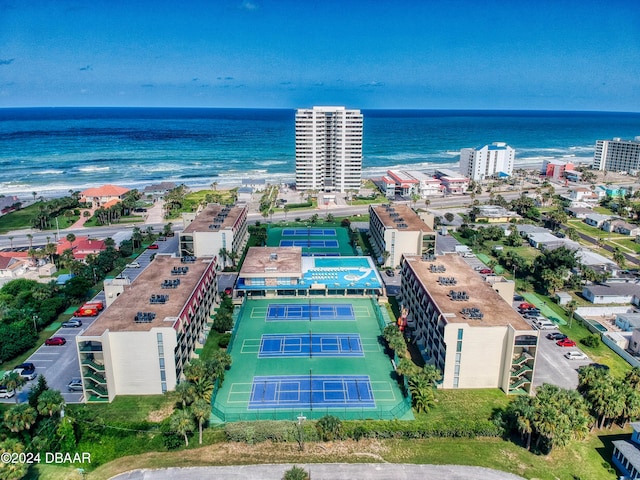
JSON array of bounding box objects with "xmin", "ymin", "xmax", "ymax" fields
[
  {"xmin": 368, "ymin": 204, "xmax": 436, "ymax": 268},
  {"xmin": 80, "ymin": 185, "xmax": 130, "ymax": 208},
  {"xmin": 459, "ymin": 142, "xmax": 515, "ymax": 181},
  {"xmin": 584, "ymin": 213, "xmax": 612, "ymax": 228},
  {"xmin": 593, "ymin": 137, "xmax": 640, "ymax": 173},
  {"xmin": 473, "ymin": 205, "xmax": 520, "ymax": 223},
  {"xmin": 295, "ymin": 106, "xmax": 363, "ymax": 193},
  {"xmin": 541, "ymin": 159, "xmax": 574, "ymax": 181},
  {"xmin": 566, "ymin": 187, "xmax": 599, "ymax": 203},
  {"xmin": 178, "ymin": 204, "xmax": 249, "ymax": 265},
  {"xmin": 582, "ymin": 282, "xmax": 640, "ymax": 305},
  {"xmin": 434, "ymin": 169, "xmax": 469, "ymax": 195},
  {"xmin": 379, "ymin": 170, "xmax": 443, "ymax": 199},
  {"xmin": 0, "ymin": 254, "xmax": 28, "ymax": 279},
  {"xmin": 603, "ymin": 219, "xmax": 640, "ymax": 236},
  {"xmin": 400, "ymin": 254, "xmax": 538, "ymax": 394}
]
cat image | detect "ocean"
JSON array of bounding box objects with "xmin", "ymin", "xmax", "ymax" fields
[{"xmin": 1, "ymin": 108, "xmax": 639, "ymax": 198}]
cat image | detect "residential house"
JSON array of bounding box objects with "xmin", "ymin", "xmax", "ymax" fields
[
  {"xmin": 56, "ymin": 236, "xmax": 107, "ymax": 260},
  {"xmin": 0, "ymin": 253, "xmax": 28, "ymax": 279},
  {"xmin": 80, "ymin": 185, "xmax": 130, "ymax": 208},
  {"xmin": 615, "ymin": 313, "xmax": 640, "ymax": 332},
  {"xmin": 584, "ymin": 213, "xmax": 612, "ymax": 228},
  {"xmin": 582, "ymin": 281, "xmax": 640, "ymax": 305},
  {"xmin": 565, "ymin": 207, "xmax": 593, "ymax": 219},
  {"xmin": 434, "ymin": 169, "xmax": 469, "ymax": 195},
  {"xmin": 603, "ymin": 219, "xmax": 640, "ymax": 236}
]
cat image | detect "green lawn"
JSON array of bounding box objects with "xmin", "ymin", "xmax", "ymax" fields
[
  {"xmin": 611, "ymin": 238, "xmax": 640, "ymax": 254},
  {"xmin": 0, "ymin": 202, "xmax": 42, "ymax": 233}
]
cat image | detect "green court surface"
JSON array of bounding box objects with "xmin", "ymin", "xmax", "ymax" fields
[
  {"xmin": 64, "ymin": 306, "xmax": 78, "ymax": 315},
  {"xmin": 45, "ymin": 321, "xmax": 61, "ymax": 332},
  {"xmin": 266, "ymin": 226, "xmax": 356, "ymax": 256},
  {"xmin": 212, "ymin": 297, "xmax": 412, "ymax": 422},
  {"xmin": 522, "ymin": 293, "xmax": 567, "ymax": 326}
]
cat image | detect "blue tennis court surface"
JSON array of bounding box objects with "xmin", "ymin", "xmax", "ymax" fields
[
  {"xmin": 266, "ymin": 303, "xmax": 355, "ymax": 321},
  {"xmin": 249, "ymin": 375, "xmax": 375, "ymax": 409},
  {"xmin": 259, "ymin": 333, "xmax": 363, "ymax": 358},
  {"xmin": 282, "ymin": 228, "xmax": 336, "ymax": 236},
  {"xmin": 279, "ymin": 239, "xmax": 339, "ymax": 248}
]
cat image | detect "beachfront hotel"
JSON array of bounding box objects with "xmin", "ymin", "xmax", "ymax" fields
[
  {"xmin": 368, "ymin": 204, "xmax": 436, "ymax": 268},
  {"xmin": 399, "ymin": 254, "xmax": 538, "ymax": 394},
  {"xmin": 459, "ymin": 142, "xmax": 515, "ymax": 182},
  {"xmin": 593, "ymin": 137, "xmax": 640, "ymax": 173},
  {"xmin": 295, "ymin": 106, "xmax": 363, "ymax": 193},
  {"xmin": 178, "ymin": 204, "xmax": 249, "ymax": 267},
  {"xmin": 75, "ymin": 254, "xmax": 219, "ymax": 402}
]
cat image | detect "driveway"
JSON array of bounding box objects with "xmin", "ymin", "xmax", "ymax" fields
[{"xmin": 112, "ymin": 463, "xmax": 526, "ymax": 480}]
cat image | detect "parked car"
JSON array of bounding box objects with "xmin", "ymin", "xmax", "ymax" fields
[
  {"xmin": 523, "ymin": 312, "xmax": 541, "ymax": 320},
  {"xmin": 565, "ymin": 351, "xmax": 588, "ymax": 360},
  {"xmin": 519, "ymin": 302, "xmax": 536, "ymax": 310},
  {"xmin": 513, "ymin": 295, "xmax": 525, "ymax": 302},
  {"xmin": 67, "ymin": 378, "xmax": 83, "ymax": 392},
  {"xmin": 224, "ymin": 287, "xmax": 233, "ymax": 295},
  {"xmin": 546, "ymin": 332, "xmax": 567, "ymax": 341},
  {"xmin": 385, "ymin": 270, "xmax": 395, "ymax": 277},
  {"xmin": 157, "ymin": 236, "xmax": 167, "ymax": 241},
  {"xmin": 147, "ymin": 244, "xmax": 159, "ymax": 249},
  {"xmin": 62, "ymin": 319, "xmax": 83, "ymax": 328},
  {"xmin": 13, "ymin": 365, "xmax": 37, "ymax": 380},
  {"xmin": 534, "ymin": 319, "xmax": 556, "ymax": 330},
  {"xmin": 0, "ymin": 386, "xmax": 15, "ymax": 399},
  {"xmin": 45, "ymin": 336, "xmax": 66, "ymax": 346},
  {"xmin": 126, "ymin": 261, "xmax": 141, "ymax": 268},
  {"xmin": 557, "ymin": 338, "xmax": 577, "ymax": 347},
  {"xmin": 479, "ymin": 268, "xmax": 493, "ymax": 274}
]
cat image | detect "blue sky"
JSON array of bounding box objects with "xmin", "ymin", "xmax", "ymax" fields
[{"xmin": 1, "ymin": 0, "xmax": 639, "ymax": 110}]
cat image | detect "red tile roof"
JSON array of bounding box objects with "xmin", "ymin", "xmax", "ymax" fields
[
  {"xmin": 57, "ymin": 236, "xmax": 107, "ymax": 258},
  {"xmin": 81, "ymin": 184, "xmax": 130, "ymax": 198}
]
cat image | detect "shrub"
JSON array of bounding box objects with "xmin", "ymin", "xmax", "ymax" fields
[
  {"xmin": 581, "ymin": 334, "xmax": 600, "ymax": 348},
  {"xmin": 316, "ymin": 415, "xmax": 342, "ymax": 441},
  {"xmin": 218, "ymin": 333, "xmax": 231, "ymax": 348},
  {"xmin": 213, "ymin": 312, "xmax": 233, "ymax": 333},
  {"xmin": 283, "ymin": 466, "xmax": 309, "ymax": 480}
]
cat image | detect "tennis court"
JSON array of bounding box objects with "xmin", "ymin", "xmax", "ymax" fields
[
  {"xmin": 246, "ymin": 375, "xmax": 375, "ymax": 409},
  {"xmin": 264, "ymin": 303, "xmax": 355, "ymax": 321},
  {"xmin": 282, "ymin": 228, "xmax": 336, "ymax": 236},
  {"xmin": 254, "ymin": 333, "xmax": 363, "ymax": 358},
  {"xmin": 266, "ymin": 226, "xmax": 356, "ymax": 256},
  {"xmin": 211, "ymin": 297, "xmax": 413, "ymax": 422}
]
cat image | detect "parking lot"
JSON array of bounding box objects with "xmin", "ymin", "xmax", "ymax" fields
[{"xmin": 2, "ymin": 236, "xmax": 180, "ymax": 405}]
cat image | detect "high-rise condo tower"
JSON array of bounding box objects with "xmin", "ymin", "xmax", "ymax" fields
[{"xmin": 295, "ymin": 106, "xmax": 363, "ymax": 193}]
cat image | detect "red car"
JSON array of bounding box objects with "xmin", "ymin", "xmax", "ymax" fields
[
  {"xmin": 556, "ymin": 338, "xmax": 577, "ymax": 347},
  {"xmin": 147, "ymin": 244, "xmax": 159, "ymax": 249},
  {"xmin": 45, "ymin": 336, "xmax": 67, "ymax": 346},
  {"xmin": 519, "ymin": 302, "xmax": 536, "ymax": 310},
  {"xmin": 479, "ymin": 269, "xmax": 494, "ymax": 274}
]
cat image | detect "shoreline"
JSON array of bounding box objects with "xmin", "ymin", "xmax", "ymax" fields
[{"xmin": 1, "ymin": 157, "xmax": 592, "ymax": 201}]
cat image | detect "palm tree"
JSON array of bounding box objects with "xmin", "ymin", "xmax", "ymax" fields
[
  {"xmin": 170, "ymin": 409, "xmax": 195, "ymax": 447},
  {"xmin": 65, "ymin": 233, "xmax": 76, "ymax": 244},
  {"xmin": 2, "ymin": 373, "xmax": 26, "ymax": 404},
  {"xmin": 191, "ymin": 399, "xmax": 210, "ymax": 445},
  {"xmin": 566, "ymin": 300, "xmax": 578, "ymax": 328},
  {"xmin": 131, "ymin": 227, "xmax": 143, "ymax": 249},
  {"xmin": 218, "ymin": 248, "xmax": 229, "ymax": 269},
  {"xmin": 510, "ymin": 395, "xmax": 535, "ymax": 450},
  {"xmin": 8, "ymin": 236, "xmax": 14, "ymax": 250},
  {"xmin": 32, "ymin": 191, "xmax": 37, "ymax": 202},
  {"xmin": 3, "ymin": 404, "xmax": 37, "ymax": 434},
  {"xmin": 37, "ymin": 390, "xmax": 64, "ymax": 417},
  {"xmin": 191, "ymin": 377, "xmax": 214, "ymax": 403},
  {"xmin": 26, "ymin": 233, "xmax": 33, "ymax": 249},
  {"xmin": 176, "ymin": 381, "xmax": 196, "ymax": 408},
  {"xmin": 411, "ymin": 383, "xmax": 436, "ymax": 413}
]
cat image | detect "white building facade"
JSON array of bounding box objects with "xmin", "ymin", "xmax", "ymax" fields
[
  {"xmin": 593, "ymin": 137, "xmax": 640, "ymax": 173},
  {"xmin": 460, "ymin": 142, "xmax": 515, "ymax": 181},
  {"xmin": 295, "ymin": 106, "xmax": 363, "ymax": 193}
]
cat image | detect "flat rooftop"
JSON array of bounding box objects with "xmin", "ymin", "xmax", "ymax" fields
[
  {"xmin": 82, "ymin": 255, "xmax": 213, "ymax": 335},
  {"xmin": 404, "ymin": 254, "xmax": 531, "ymax": 330},
  {"xmin": 240, "ymin": 247, "xmax": 303, "ymax": 277},
  {"xmin": 183, "ymin": 204, "xmax": 245, "ymax": 234},
  {"xmin": 372, "ymin": 204, "xmax": 434, "ymax": 232}
]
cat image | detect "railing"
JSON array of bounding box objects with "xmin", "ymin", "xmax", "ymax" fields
[
  {"xmin": 84, "ymin": 371, "xmax": 107, "ymax": 384},
  {"xmin": 512, "ymin": 353, "xmax": 532, "ymax": 366},
  {"xmin": 511, "ymin": 365, "xmax": 533, "ymax": 378},
  {"xmin": 85, "ymin": 384, "xmax": 108, "ymax": 397},
  {"xmin": 509, "ymin": 377, "xmax": 531, "ymax": 390},
  {"xmin": 82, "ymin": 358, "xmax": 105, "ymax": 372}
]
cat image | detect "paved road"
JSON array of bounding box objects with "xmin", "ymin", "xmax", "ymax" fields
[{"xmin": 112, "ymin": 463, "xmax": 527, "ymax": 480}]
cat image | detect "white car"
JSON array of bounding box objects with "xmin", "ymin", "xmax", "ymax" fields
[
  {"xmin": 0, "ymin": 386, "xmax": 15, "ymax": 398},
  {"xmin": 565, "ymin": 351, "xmax": 588, "ymax": 360},
  {"xmin": 126, "ymin": 262, "xmax": 141, "ymax": 268}
]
